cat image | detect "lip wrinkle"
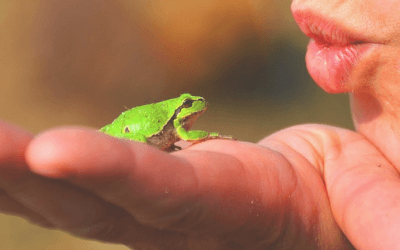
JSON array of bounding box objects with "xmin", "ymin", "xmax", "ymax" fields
[
  {"xmin": 292, "ymin": 11, "xmax": 377, "ymax": 93},
  {"xmin": 292, "ymin": 11, "xmax": 367, "ymax": 46}
]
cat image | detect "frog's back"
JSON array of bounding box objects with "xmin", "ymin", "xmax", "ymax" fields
[{"xmin": 101, "ymin": 96, "xmax": 184, "ymax": 137}]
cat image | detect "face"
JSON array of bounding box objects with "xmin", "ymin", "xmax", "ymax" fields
[
  {"xmin": 291, "ymin": 0, "xmax": 400, "ymax": 168},
  {"xmin": 178, "ymin": 96, "xmax": 207, "ymax": 119},
  {"xmin": 176, "ymin": 96, "xmax": 207, "ymax": 131}
]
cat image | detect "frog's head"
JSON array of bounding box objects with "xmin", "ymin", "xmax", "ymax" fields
[{"xmin": 175, "ymin": 93, "xmax": 208, "ymax": 129}]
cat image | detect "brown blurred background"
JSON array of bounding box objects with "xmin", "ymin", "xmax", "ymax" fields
[{"xmin": 0, "ymin": 0, "xmax": 353, "ymax": 249}]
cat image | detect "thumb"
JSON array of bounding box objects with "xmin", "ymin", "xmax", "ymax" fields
[{"xmin": 324, "ymin": 127, "xmax": 400, "ymax": 249}]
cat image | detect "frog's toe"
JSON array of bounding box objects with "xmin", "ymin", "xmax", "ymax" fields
[{"xmin": 163, "ymin": 144, "xmax": 182, "ymax": 152}]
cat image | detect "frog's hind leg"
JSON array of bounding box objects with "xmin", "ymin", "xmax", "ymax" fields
[
  {"xmin": 123, "ymin": 134, "xmax": 148, "ymax": 143},
  {"xmin": 164, "ymin": 144, "xmax": 182, "ymax": 152}
]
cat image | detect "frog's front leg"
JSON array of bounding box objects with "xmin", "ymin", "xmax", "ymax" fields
[{"xmin": 175, "ymin": 126, "xmax": 234, "ymax": 143}]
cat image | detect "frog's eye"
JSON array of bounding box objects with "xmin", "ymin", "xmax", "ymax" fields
[
  {"xmin": 124, "ymin": 126, "xmax": 130, "ymax": 133},
  {"xmin": 182, "ymin": 99, "xmax": 194, "ymax": 108}
]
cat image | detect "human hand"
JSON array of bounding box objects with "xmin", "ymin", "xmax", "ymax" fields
[
  {"xmin": 0, "ymin": 118, "xmax": 393, "ymax": 249},
  {"xmin": 290, "ymin": 0, "xmax": 400, "ymax": 249}
]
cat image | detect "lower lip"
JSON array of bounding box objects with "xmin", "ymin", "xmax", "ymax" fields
[{"xmin": 305, "ymin": 39, "xmax": 375, "ymax": 93}]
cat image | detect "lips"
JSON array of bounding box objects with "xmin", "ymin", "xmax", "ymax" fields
[{"xmin": 292, "ymin": 12, "xmax": 377, "ymax": 93}]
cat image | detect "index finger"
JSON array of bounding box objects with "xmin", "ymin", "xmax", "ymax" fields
[
  {"xmin": 26, "ymin": 127, "xmax": 293, "ymax": 234},
  {"xmin": 0, "ymin": 120, "xmax": 32, "ymax": 166}
]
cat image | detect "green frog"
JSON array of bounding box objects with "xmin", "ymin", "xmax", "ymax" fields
[{"xmin": 100, "ymin": 93, "xmax": 234, "ymax": 151}]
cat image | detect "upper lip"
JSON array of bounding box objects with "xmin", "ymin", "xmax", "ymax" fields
[{"xmin": 292, "ymin": 11, "xmax": 367, "ymax": 46}]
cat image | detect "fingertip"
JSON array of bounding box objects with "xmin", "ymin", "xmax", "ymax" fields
[
  {"xmin": 25, "ymin": 126, "xmax": 157, "ymax": 180},
  {"xmin": 25, "ymin": 126, "xmax": 103, "ymax": 178},
  {"xmin": 25, "ymin": 133, "xmax": 65, "ymax": 177}
]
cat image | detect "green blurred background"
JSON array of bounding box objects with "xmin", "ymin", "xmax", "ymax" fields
[{"xmin": 0, "ymin": 0, "xmax": 353, "ymax": 249}]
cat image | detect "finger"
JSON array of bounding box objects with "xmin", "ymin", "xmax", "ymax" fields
[
  {"xmin": 0, "ymin": 123, "xmax": 102, "ymax": 229},
  {"xmin": 0, "ymin": 123, "xmax": 138, "ymax": 243},
  {"xmin": 0, "ymin": 120, "xmax": 32, "ymax": 167},
  {"xmin": 258, "ymin": 124, "xmax": 363, "ymax": 248},
  {"xmin": 26, "ymin": 127, "xmax": 295, "ymax": 236},
  {"xmin": 0, "ymin": 121, "xmax": 47, "ymax": 223},
  {"xmin": 275, "ymin": 125, "xmax": 400, "ymax": 249},
  {"xmin": 0, "ymin": 190, "xmax": 54, "ymax": 228},
  {"xmin": 320, "ymin": 127, "xmax": 400, "ymax": 249}
]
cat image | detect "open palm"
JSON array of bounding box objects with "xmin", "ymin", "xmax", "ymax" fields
[{"xmin": 0, "ymin": 120, "xmax": 398, "ymax": 249}]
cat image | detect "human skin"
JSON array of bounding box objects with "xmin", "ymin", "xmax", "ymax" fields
[{"xmin": 1, "ymin": 0, "xmax": 400, "ymax": 249}]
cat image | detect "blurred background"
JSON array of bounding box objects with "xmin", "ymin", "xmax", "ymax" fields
[{"xmin": 0, "ymin": 0, "xmax": 353, "ymax": 249}]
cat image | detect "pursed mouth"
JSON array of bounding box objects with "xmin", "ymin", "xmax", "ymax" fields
[
  {"xmin": 292, "ymin": 11, "xmax": 366, "ymax": 46},
  {"xmin": 292, "ymin": 11, "xmax": 378, "ymax": 93}
]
